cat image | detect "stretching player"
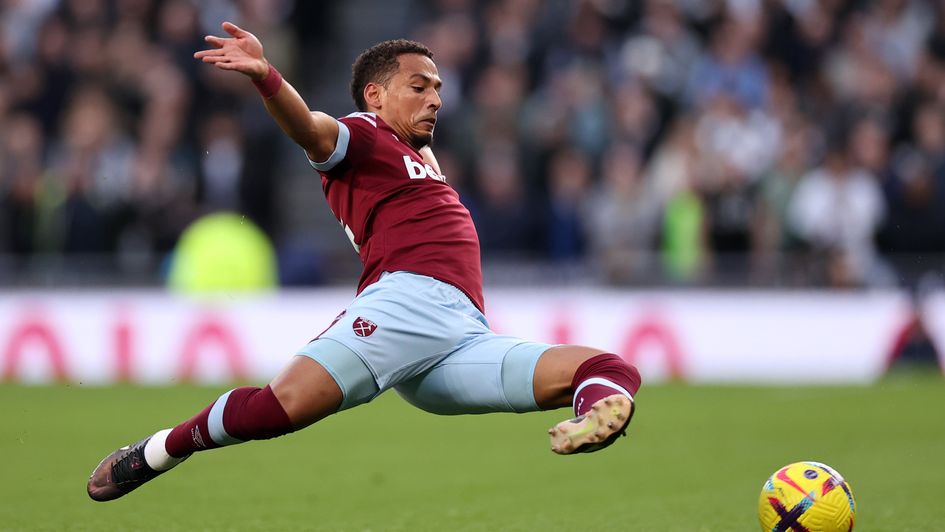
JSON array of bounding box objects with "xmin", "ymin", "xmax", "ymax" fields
[{"xmin": 87, "ymin": 22, "xmax": 642, "ymax": 502}]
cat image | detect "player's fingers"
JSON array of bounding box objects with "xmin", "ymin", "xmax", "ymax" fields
[
  {"xmin": 204, "ymin": 35, "xmax": 227, "ymax": 48},
  {"xmin": 222, "ymin": 21, "xmax": 246, "ymax": 38},
  {"xmin": 193, "ymin": 48, "xmax": 225, "ymax": 59},
  {"xmin": 216, "ymin": 62, "xmax": 258, "ymax": 73}
]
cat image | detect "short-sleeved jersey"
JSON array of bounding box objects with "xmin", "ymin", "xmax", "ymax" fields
[{"xmin": 310, "ymin": 112, "xmax": 484, "ymax": 311}]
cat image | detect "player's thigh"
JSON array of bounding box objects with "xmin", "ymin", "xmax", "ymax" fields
[
  {"xmin": 290, "ymin": 338, "xmax": 379, "ymax": 413},
  {"xmin": 393, "ymin": 334, "xmax": 552, "ymax": 415}
]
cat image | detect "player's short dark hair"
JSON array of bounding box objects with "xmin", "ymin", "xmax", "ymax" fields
[{"xmin": 350, "ymin": 39, "xmax": 434, "ymax": 111}]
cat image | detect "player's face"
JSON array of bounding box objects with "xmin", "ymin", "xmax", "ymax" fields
[{"xmin": 381, "ymin": 54, "xmax": 442, "ymax": 148}]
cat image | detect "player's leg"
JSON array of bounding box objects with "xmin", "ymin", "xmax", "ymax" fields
[
  {"xmin": 534, "ymin": 345, "xmax": 642, "ymax": 455},
  {"xmin": 87, "ymin": 340, "xmax": 376, "ymax": 501},
  {"xmin": 394, "ymin": 339, "xmax": 640, "ymax": 454},
  {"xmin": 394, "ymin": 339, "xmax": 549, "ymax": 415}
]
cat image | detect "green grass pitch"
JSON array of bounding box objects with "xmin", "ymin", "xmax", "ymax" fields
[{"xmin": 3, "ymin": 375, "xmax": 943, "ymax": 531}]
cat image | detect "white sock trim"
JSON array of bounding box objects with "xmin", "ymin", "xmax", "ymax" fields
[
  {"xmin": 143, "ymin": 429, "xmax": 186, "ymax": 471},
  {"xmin": 572, "ymin": 377, "xmax": 635, "ymax": 413}
]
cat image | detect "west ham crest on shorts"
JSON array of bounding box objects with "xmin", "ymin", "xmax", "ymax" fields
[{"xmin": 352, "ymin": 317, "xmax": 377, "ymax": 337}]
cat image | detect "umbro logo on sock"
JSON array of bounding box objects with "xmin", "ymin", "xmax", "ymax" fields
[{"xmin": 192, "ymin": 427, "xmax": 206, "ymax": 449}]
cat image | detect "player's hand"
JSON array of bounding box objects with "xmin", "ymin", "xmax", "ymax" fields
[{"xmin": 193, "ymin": 22, "xmax": 268, "ymax": 80}]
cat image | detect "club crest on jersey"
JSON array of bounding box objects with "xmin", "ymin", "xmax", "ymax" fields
[
  {"xmin": 403, "ymin": 155, "xmax": 445, "ymax": 182},
  {"xmin": 352, "ymin": 317, "xmax": 378, "ymax": 337}
]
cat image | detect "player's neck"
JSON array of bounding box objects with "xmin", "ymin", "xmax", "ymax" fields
[{"xmin": 369, "ymin": 112, "xmax": 424, "ymax": 151}]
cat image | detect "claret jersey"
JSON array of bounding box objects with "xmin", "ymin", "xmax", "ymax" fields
[{"xmin": 310, "ymin": 112, "xmax": 484, "ymax": 311}]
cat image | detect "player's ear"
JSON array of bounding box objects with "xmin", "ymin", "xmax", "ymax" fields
[{"xmin": 363, "ymin": 83, "xmax": 383, "ymax": 111}]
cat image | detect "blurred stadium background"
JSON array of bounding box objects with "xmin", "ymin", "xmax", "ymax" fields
[
  {"xmin": 2, "ymin": 0, "xmax": 944, "ymax": 381},
  {"xmin": 2, "ymin": 0, "xmax": 945, "ymax": 530},
  {"xmin": 2, "ymin": 0, "xmax": 944, "ymax": 292}
]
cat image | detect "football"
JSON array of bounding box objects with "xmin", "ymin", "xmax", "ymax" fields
[{"xmin": 758, "ymin": 461, "xmax": 856, "ymax": 532}]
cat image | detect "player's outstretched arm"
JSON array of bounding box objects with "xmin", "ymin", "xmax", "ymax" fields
[{"xmin": 194, "ymin": 21, "xmax": 337, "ymax": 163}]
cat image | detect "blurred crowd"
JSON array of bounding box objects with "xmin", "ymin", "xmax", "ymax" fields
[{"xmin": 1, "ymin": 0, "xmax": 944, "ymax": 289}]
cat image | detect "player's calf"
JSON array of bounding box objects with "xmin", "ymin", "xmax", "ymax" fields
[{"xmin": 548, "ymin": 353, "xmax": 641, "ymax": 455}]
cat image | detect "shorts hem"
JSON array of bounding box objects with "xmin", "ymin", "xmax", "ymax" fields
[
  {"xmin": 297, "ymin": 337, "xmax": 379, "ymax": 410},
  {"xmin": 501, "ymin": 342, "xmax": 549, "ymax": 413}
]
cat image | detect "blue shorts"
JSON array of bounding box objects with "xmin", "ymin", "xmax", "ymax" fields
[{"xmin": 297, "ymin": 272, "xmax": 552, "ymax": 414}]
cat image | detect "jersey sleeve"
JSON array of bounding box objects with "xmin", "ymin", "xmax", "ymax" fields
[{"xmin": 308, "ymin": 112, "xmax": 379, "ymax": 177}]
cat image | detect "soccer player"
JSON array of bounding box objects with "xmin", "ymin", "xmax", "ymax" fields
[{"xmin": 87, "ymin": 22, "xmax": 642, "ymax": 502}]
